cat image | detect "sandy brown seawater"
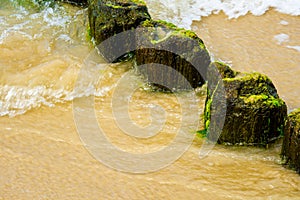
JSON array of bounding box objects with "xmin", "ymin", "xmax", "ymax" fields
[
  {"xmin": 0, "ymin": 3, "xmax": 300, "ymax": 200},
  {"xmin": 193, "ymin": 10, "xmax": 300, "ymax": 111}
]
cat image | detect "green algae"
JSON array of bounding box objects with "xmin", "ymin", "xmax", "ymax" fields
[
  {"xmin": 203, "ymin": 80, "xmax": 221, "ymax": 132},
  {"xmin": 86, "ymin": 24, "xmax": 92, "ymax": 40},
  {"xmin": 196, "ymin": 129, "xmax": 207, "ymax": 138},
  {"xmin": 131, "ymin": 0, "xmax": 147, "ymax": 6},
  {"xmin": 105, "ymin": 3, "xmax": 123, "ymax": 9},
  {"xmin": 155, "ymin": 20, "xmax": 179, "ymax": 29},
  {"xmin": 242, "ymin": 94, "xmax": 285, "ymax": 108},
  {"xmin": 223, "ymin": 72, "xmax": 256, "ymax": 81},
  {"xmin": 141, "ymin": 19, "xmax": 179, "ymax": 31},
  {"xmin": 223, "ymin": 72, "xmax": 271, "ymax": 83},
  {"xmin": 204, "ymin": 98, "xmax": 212, "ymax": 130},
  {"xmin": 141, "ymin": 19, "xmax": 154, "ymax": 27},
  {"xmin": 242, "ymin": 94, "xmax": 269, "ymax": 104},
  {"xmin": 288, "ymin": 108, "xmax": 300, "ymax": 123},
  {"xmin": 98, "ymin": 0, "xmax": 146, "ymax": 10},
  {"xmin": 152, "ymin": 20, "xmax": 202, "ymax": 41},
  {"xmin": 265, "ymin": 97, "xmax": 285, "ymax": 107},
  {"xmin": 212, "ymin": 61, "xmax": 237, "ymax": 79},
  {"xmin": 118, "ymin": 0, "xmax": 146, "ymax": 5},
  {"xmin": 141, "ymin": 19, "xmax": 207, "ymax": 50}
]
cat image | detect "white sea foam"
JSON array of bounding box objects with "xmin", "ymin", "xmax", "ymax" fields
[
  {"xmin": 286, "ymin": 45, "xmax": 300, "ymax": 52},
  {"xmin": 0, "ymin": 3, "xmax": 71, "ymax": 44},
  {"xmin": 0, "ymin": 21, "xmax": 31, "ymax": 44},
  {"xmin": 273, "ymin": 34, "xmax": 300, "ymax": 52},
  {"xmin": 274, "ymin": 33, "xmax": 289, "ymax": 45},
  {"xmin": 42, "ymin": 7, "xmax": 71, "ymax": 27},
  {"xmin": 0, "ymin": 84, "xmax": 114, "ymax": 117},
  {"xmin": 145, "ymin": 0, "xmax": 300, "ymax": 29},
  {"xmin": 57, "ymin": 34, "xmax": 74, "ymax": 43},
  {"xmin": 0, "ymin": 4, "xmax": 94, "ymax": 117},
  {"xmin": 279, "ymin": 20, "xmax": 289, "ymax": 25}
]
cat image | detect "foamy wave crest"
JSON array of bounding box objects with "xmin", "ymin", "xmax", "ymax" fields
[
  {"xmin": 0, "ymin": 1, "xmax": 99, "ymax": 117},
  {"xmin": 145, "ymin": 0, "xmax": 300, "ymax": 29},
  {"xmin": 0, "ymin": 84, "xmax": 114, "ymax": 117},
  {"xmin": 0, "ymin": 0, "xmax": 73, "ymax": 44}
]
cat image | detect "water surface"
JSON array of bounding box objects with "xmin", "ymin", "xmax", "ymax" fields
[{"xmin": 1, "ymin": 1, "xmax": 300, "ymax": 199}]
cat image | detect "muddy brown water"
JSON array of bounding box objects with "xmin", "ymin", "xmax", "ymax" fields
[{"xmin": 0, "ymin": 1, "xmax": 300, "ymax": 199}]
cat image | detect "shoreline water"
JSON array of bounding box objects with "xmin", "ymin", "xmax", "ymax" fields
[
  {"xmin": 144, "ymin": 0, "xmax": 300, "ymax": 29},
  {"xmin": 192, "ymin": 9, "xmax": 300, "ymax": 111},
  {"xmin": 1, "ymin": 2, "xmax": 299, "ymax": 116},
  {"xmin": 1, "ymin": 101, "xmax": 300, "ymax": 199},
  {"xmin": 1, "ymin": 1, "xmax": 300, "ymax": 199}
]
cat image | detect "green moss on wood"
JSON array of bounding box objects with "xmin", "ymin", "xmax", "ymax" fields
[
  {"xmin": 105, "ymin": 3, "xmax": 124, "ymax": 9},
  {"xmin": 196, "ymin": 129, "xmax": 207, "ymax": 138},
  {"xmin": 141, "ymin": 19, "xmax": 154, "ymax": 27},
  {"xmin": 103, "ymin": 0, "xmax": 147, "ymax": 9},
  {"xmin": 132, "ymin": 0, "xmax": 146, "ymax": 5},
  {"xmin": 86, "ymin": 25, "xmax": 92, "ymax": 41},
  {"xmin": 213, "ymin": 61, "xmax": 237, "ymax": 79},
  {"xmin": 291, "ymin": 108, "xmax": 300, "ymax": 122},
  {"xmin": 241, "ymin": 94, "xmax": 268, "ymax": 104},
  {"xmin": 155, "ymin": 20, "xmax": 178, "ymax": 29},
  {"xmin": 241, "ymin": 94, "xmax": 285, "ymax": 108},
  {"xmin": 204, "ymin": 98, "xmax": 212, "ymax": 130},
  {"xmin": 223, "ymin": 72, "xmax": 270, "ymax": 83},
  {"xmin": 264, "ymin": 96, "xmax": 285, "ymax": 107},
  {"xmin": 140, "ymin": 19, "xmax": 207, "ymax": 51},
  {"xmin": 117, "ymin": 0, "xmax": 146, "ymax": 5}
]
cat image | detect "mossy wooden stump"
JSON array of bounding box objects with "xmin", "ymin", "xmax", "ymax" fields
[
  {"xmin": 204, "ymin": 62, "xmax": 287, "ymax": 146},
  {"xmin": 61, "ymin": 0, "xmax": 88, "ymax": 6},
  {"xmin": 87, "ymin": 1, "xmax": 211, "ymax": 91},
  {"xmin": 281, "ymin": 108, "xmax": 300, "ymax": 173},
  {"xmin": 88, "ymin": 0, "xmax": 150, "ymax": 61},
  {"xmin": 135, "ymin": 20, "xmax": 211, "ymax": 91}
]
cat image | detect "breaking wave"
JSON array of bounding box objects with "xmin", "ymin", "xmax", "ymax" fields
[{"xmin": 145, "ymin": 0, "xmax": 300, "ymax": 29}]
